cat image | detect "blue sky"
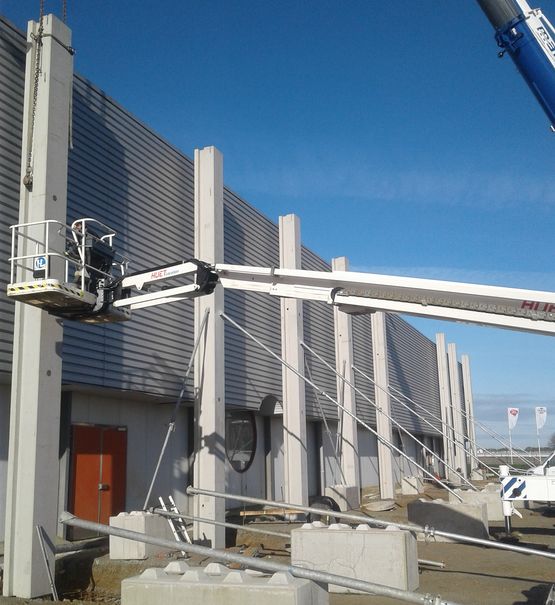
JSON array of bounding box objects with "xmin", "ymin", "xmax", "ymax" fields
[{"xmin": 2, "ymin": 0, "xmax": 555, "ymax": 448}]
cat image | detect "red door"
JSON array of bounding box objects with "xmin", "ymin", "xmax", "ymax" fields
[{"xmin": 68, "ymin": 424, "xmax": 127, "ymax": 538}]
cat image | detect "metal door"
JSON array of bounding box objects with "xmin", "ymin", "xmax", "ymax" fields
[{"xmin": 68, "ymin": 424, "xmax": 127, "ymax": 538}]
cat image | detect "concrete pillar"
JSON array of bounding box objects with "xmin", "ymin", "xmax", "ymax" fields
[
  {"xmin": 3, "ymin": 15, "xmax": 73, "ymax": 598},
  {"xmin": 193, "ymin": 146, "xmax": 225, "ymax": 548},
  {"xmin": 279, "ymin": 214, "xmax": 309, "ymax": 506},
  {"xmin": 461, "ymin": 354, "xmax": 478, "ymax": 469},
  {"xmin": 332, "ymin": 257, "xmax": 360, "ymax": 507},
  {"xmin": 447, "ymin": 343, "xmax": 468, "ymax": 478},
  {"xmin": 435, "ymin": 333, "xmax": 456, "ymax": 480},
  {"xmin": 371, "ymin": 312, "xmax": 395, "ymax": 499}
]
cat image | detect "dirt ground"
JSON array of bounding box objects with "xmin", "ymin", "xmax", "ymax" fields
[{"xmin": 1, "ymin": 484, "xmax": 554, "ymax": 605}]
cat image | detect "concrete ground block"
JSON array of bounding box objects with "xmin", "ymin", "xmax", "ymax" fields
[
  {"xmin": 110, "ymin": 511, "xmax": 174, "ymax": 560},
  {"xmin": 324, "ymin": 484, "xmax": 360, "ymax": 510},
  {"xmin": 407, "ymin": 499, "xmax": 489, "ymax": 542},
  {"xmin": 291, "ymin": 521, "xmax": 418, "ymax": 593},
  {"xmin": 449, "ymin": 486, "xmax": 504, "ymax": 521},
  {"xmin": 401, "ymin": 476, "xmax": 424, "ymax": 496},
  {"xmin": 121, "ymin": 561, "xmax": 328, "ymax": 605}
]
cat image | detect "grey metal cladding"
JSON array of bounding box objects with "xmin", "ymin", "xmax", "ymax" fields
[
  {"xmin": 385, "ymin": 314, "xmax": 442, "ymax": 435},
  {"xmin": 63, "ymin": 76, "xmax": 196, "ymax": 396},
  {"xmin": 301, "ymin": 247, "xmax": 337, "ymax": 419},
  {"xmin": 223, "ymin": 189, "xmax": 282, "ymax": 409},
  {"xmin": 351, "ymin": 314, "xmax": 376, "ymax": 425},
  {"xmin": 0, "ymin": 18, "xmax": 25, "ymax": 376}
]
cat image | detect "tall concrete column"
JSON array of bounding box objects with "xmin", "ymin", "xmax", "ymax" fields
[
  {"xmin": 461, "ymin": 354, "xmax": 477, "ymax": 470},
  {"xmin": 3, "ymin": 15, "xmax": 73, "ymax": 598},
  {"xmin": 332, "ymin": 257, "xmax": 360, "ymax": 507},
  {"xmin": 371, "ymin": 312, "xmax": 395, "ymax": 499},
  {"xmin": 448, "ymin": 343, "xmax": 468, "ymax": 478},
  {"xmin": 279, "ymin": 214, "xmax": 308, "ymax": 506},
  {"xmin": 193, "ymin": 146, "xmax": 225, "ymax": 547},
  {"xmin": 435, "ymin": 333, "xmax": 456, "ymax": 480}
]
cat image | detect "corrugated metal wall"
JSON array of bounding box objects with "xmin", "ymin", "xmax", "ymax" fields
[
  {"xmin": 64, "ymin": 75, "xmax": 196, "ymax": 396},
  {"xmin": 301, "ymin": 247, "xmax": 337, "ymax": 419},
  {"xmin": 352, "ymin": 315, "xmax": 375, "ymax": 424},
  {"xmin": 386, "ymin": 314, "xmax": 442, "ymax": 434},
  {"xmin": 0, "ymin": 18, "xmax": 24, "ymax": 376},
  {"xmin": 0, "ymin": 17, "xmax": 445, "ymax": 436},
  {"xmin": 223, "ymin": 189, "xmax": 282, "ymax": 409}
]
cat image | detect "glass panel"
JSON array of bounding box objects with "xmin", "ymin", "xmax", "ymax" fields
[{"xmin": 225, "ymin": 410, "xmax": 256, "ymax": 473}]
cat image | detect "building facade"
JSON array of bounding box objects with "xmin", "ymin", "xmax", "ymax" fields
[{"xmin": 0, "ymin": 15, "xmax": 469, "ymax": 547}]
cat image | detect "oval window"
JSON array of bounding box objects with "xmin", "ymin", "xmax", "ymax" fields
[{"xmin": 225, "ymin": 410, "xmax": 256, "ymax": 473}]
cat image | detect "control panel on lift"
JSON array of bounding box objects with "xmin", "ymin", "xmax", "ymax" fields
[{"xmin": 7, "ymin": 218, "xmax": 131, "ymax": 323}]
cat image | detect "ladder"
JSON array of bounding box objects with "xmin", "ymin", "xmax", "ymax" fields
[{"xmin": 159, "ymin": 495, "xmax": 192, "ymax": 555}]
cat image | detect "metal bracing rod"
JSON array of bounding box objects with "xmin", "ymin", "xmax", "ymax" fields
[
  {"xmin": 142, "ymin": 309, "xmax": 210, "ymax": 510},
  {"xmin": 304, "ymin": 360, "xmax": 347, "ymax": 485},
  {"xmin": 461, "ymin": 410, "xmax": 534, "ymax": 470},
  {"xmin": 354, "ymin": 367, "xmax": 497, "ymax": 479},
  {"xmin": 300, "ymin": 341, "xmax": 474, "ymax": 492},
  {"xmin": 151, "ymin": 508, "xmax": 290, "ymax": 539},
  {"xmin": 386, "ymin": 383, "xmax": 500, "ymax": 477},
  {"xmin": 187, "ymin": 487, "xmax": 555, "ymax": 561},
  {"xmin": 219, "ymin": 312, "xmax": 463, "ymax": 502},
  {"xmin": 465, "ymin": 410, "xmax": 535, "ymax": 467},
  {"xmin": 60, "ymin": 513, "xmax": 460, "ymax": 605}
]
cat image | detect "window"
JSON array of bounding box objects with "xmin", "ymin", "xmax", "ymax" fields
[{"xmin": 225, "ymin": 410, "xmax": 256, "ymax": 473}]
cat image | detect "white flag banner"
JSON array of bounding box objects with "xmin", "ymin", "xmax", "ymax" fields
[
  {"xmin": 535, "ymin": 406, "xmax": 547, "ymax": 431},
  {"xmin": 508, "ymin": 407, "xmax": 519, "ymax": 430}
]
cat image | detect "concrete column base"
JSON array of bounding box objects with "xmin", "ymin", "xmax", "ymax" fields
[
  {"xmin": 407, "ymin": 499, "xmax": 489, "ymax": 542},
  {"xmin": 325, "ymin": 485, "xmax": 360, "ymax": 510},
  {"xmin": 110, "ymin": 512, "xmax": 174, "ymax": 560}
]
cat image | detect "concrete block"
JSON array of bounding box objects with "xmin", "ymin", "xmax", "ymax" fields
[
  {"xmin": 109, "ymin": 511, "xmax": 174, "ymax": 560},
  {"xmin": 470, "ymin": 468, "xmax": 486, "ymax": 481},
  {"xmin": 401, "ymin": 476, "xmax": 424, "ymax": 496},
  {"xmin": 291, "ymin": 521, "xmax": 418, "ymax": 593},
  {"xmin": 407, "ymin": 499, "xmax": 489, "ymax": 542},
  {"xmin": 121, "ymin": 562, "xmax": 328, "ymax": 605},
  {"xmin": 449, "ymin": 487, "xmax": 504, "ymax": 521},
  {"xmin": 324, "ymin": 485, "xmax": 360, "ymax": 510}
]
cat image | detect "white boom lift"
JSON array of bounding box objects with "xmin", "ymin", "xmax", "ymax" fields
[{"xmin": 8, "ymin": 218, "xmax": 555, "ymax": 533}]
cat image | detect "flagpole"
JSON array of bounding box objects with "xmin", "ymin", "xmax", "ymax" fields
[{"xmin": 509, "ymin": 427, "xmax": 513, "ymax": 465}]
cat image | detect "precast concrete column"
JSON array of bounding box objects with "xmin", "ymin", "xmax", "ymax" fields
[
  {"xmin": 279, "ymin": 214, "xmax": 309, "ymax": 506},
  {"xmin": 461, "ymin": 354, "xmax": 478, "ymax": 470},
  {"xmin": 447, "ymin": 343, "xmax": 468, "ymax": 478},
  {"xmin": 371, "ymin": 312, "xmax": 395, "ymax": 499},
  {"xmin": 3, "ymin": 15, "xmax": 73, "ymax": 598},
  {"xmin": 332, "ymin": 257, "xmax": 360, "ymax": 507},
  {"xmin": 193, "ymin": 146, "xmax": 225, "ymax": 547},
  {"xmin": 435, "ymin": 333, "xmax": 456, "ymax": 480}
]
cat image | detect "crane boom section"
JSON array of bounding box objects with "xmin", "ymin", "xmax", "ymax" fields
[{"xmin": 115, "ymin": 260, "xmax": 555, "ymax": 335}]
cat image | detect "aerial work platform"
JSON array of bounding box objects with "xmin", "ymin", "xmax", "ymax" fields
[{"xmin": 8, "ymin": 218, "xmax": 131, "ymax": 323}]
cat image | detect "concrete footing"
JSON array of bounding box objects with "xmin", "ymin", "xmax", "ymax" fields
[
  {"xmin": 407, "ymin": 499, "xmax": 489, "ymax": 542},
  {"xmin": 291, "ymin": 521, "xmax": 418, "ymax": 593},
  {"xmin": 324, "ymin": 485, "xmax": 360, "ymax": 510},
  {"xmin": 400, "ymin": 476, "xmax": 424, "ymax": 496},
  {"xmin": 121, "ymin": 561, "xmax": 329, "ymax": 605},
  {"xmin": 110, "ymin": 512, "xmax": 174, "ymax": 560}
]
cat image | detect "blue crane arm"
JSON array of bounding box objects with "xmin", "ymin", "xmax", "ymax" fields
[{"xmin": 478, "ymin": 0, "xmax": 555, "ymax": 127}]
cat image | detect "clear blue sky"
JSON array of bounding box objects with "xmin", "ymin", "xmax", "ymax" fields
[{"xmin": 2, "ymin": 0, "xmax": 555, "ymax": 448}]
